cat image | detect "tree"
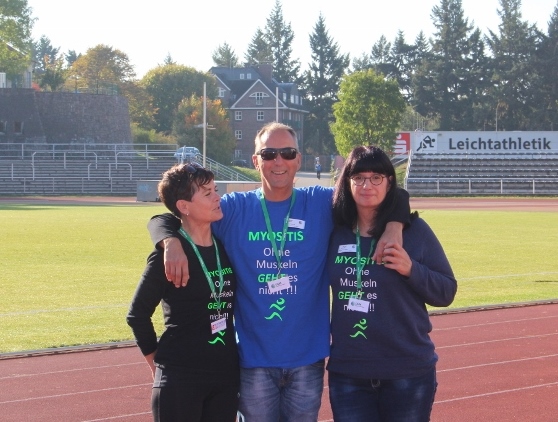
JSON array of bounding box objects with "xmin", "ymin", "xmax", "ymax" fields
[
  {"xmin": 173, "ymin": 95, "xmax": 236, "ymax": 164},
  {"xmin": 244, "ymin": 28, "xmax": 272, "ymax": 65},
  {"xmin": 303, "ymin": 14, "xmax": 349, "ymax": 155},
  {"xmin": 485, "ymin": 0, "xmax": 541, "ymax": 130},
  {"xmin": 413, "ymin": 0, "xmax": 486, "ymax": 130},
  {"xmin": 65, "ymin": 49, "xmax": 80, "ymax": 67},
  {"xmin": 0, "ymin": 0, "xmax": 34, "ymax": 82},
  {"xmin": 65, "ymin": 44, "xmax": 135, "ymax": 94},
  {"xmin": 534, "ymin": 3, "xmax": 558, "ymax": 130},
  {"xmin": 39, "ymin": 56, "xmax": 66, "ymax": 91},
  {"xmin": 120, "ymin": 80, "xmax": 157, "ymax": 131},
  {"xmin": 264, "ymin": 0, "xmax": 301, "ymax": 82},
  {"xmin": 212, "ymin": 42, "xmax": 239, "ymax": 67},
  {"xmin": 330, "ymin": 69, "xmax": 405, "ymax": 157},
  {"xmin": 141, "ymin": 64, "xmax": 217, "ymax": 133},
  {"xmin": 33, "ymin": 35, "xmax": 59, "ymax": 74}
]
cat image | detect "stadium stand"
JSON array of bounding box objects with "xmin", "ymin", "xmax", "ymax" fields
[
  {"xmin": 0, "ymin": 143, "xmax": 252, "ymax": 197},
  {"xmin": 405, "ymin": 152, "xmax": 558, "ymax": 195}
]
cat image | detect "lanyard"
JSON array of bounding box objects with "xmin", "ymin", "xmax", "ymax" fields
[
  {"xmin": 258, "ymin": 189, "xmax": 296, "ymax": 274},
  {"xmin": 355, "ymin": 226, "xmax": 377, "ymax": 292},
  {"xmin": 178, "ymin": 228, "xmax": 224, "ymax": 315}
]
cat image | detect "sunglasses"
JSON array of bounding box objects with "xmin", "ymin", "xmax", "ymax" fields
[
  {"xmin": 185, "ymin": 162, "xmax": 203, "ymax": 174},
  {"xmin": 257, "ymin": 147, "xmax": 298, "ymax": 161}
]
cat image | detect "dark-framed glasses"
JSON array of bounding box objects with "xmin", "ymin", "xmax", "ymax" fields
[
  {"xmin": 350, "ymin": 174, "xmax": 385, "ymax": 186},
  {"xmin": 257, "ymin": 147, "xmax": 298, "ymax": 161}
]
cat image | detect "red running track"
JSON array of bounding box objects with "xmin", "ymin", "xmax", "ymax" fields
[{"xmin": 1, "ymin": 302, "xmax": 557, "ymax": 422}]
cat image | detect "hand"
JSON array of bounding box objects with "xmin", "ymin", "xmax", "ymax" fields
[
  {"xmin": 372, "ymin": 221, "xmax": 403, "ymax": 263},
  {"xmin": 144, "ymin": 352, "xmax": 156, "ymax": 380},
  {"xmin": 381, "ymin": 242, "xmax": 412, "ymax": 277},
  {"xmin": 163, "ymin": 237, "xmax": 189, "ymax": 287}
]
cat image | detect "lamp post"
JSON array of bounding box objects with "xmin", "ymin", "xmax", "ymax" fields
[{"xmin": 194, "ymin": 82, "xmax": 214, "ymax": 167}]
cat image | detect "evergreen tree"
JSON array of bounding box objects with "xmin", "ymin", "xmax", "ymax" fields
[
  {"xmin": 303, "ymin": 14, "xmax": 349, "ymax": 155},
  {"xmin": 211, "ymin": 42, "xmax": 239, "ymax": 67},
  {"xmin": 244, "ymin": 28, "xmax": 272, "ymax": 65},
  {"xmin": 413, "ymin": 0, "xmax": 485, "ymax": 130},
  {"xmin": 264, "ymin": 0, "xmax": 301, "ymax": 82},
  {"xmin": 33, "ymin": 36, "xmax": 60, "ymax": 74},
  {"xmin": 485, "ymin": 0, "xmax": 541, "ymax": 130}
]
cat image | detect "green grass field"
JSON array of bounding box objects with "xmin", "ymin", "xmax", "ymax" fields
[{"xmin": 1, "ymin": 202, "xmax": 557, "ymax": 353}]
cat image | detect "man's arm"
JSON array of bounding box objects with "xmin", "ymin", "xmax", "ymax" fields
[
  {"xmin": 147, "ymin": 214, "xmax": 189, "ymax": 287},
  {"xmin": 372, "ymin": 188, "xmax": 410, "ymax": 263}
]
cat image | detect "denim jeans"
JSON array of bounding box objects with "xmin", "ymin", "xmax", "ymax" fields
[
  {"xmin": 237, "ymin": 360, "xmax": 325, "ymax": 422},
  {"xmin": 328, "ymin": 367, "xmax": 437, "ymax": 422}
]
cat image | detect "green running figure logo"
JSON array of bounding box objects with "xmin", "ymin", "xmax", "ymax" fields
[
  {"xmin": 350, "ymin": 318, "xmax": 368, "ymax": 339},
  {"xmin": 265, "ymin": 298, "xmax": 286, "ymax": 320},
  {"xmin": 208, "ymin": 330, "xmax": 226, "ymax": 345}
]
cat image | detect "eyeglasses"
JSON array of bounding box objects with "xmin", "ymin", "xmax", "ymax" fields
[
  {"xmin": 350, "ymin": 174, "xmax": 385, "ymax": 186},
  {"xmin": 257, "ymin": 147, "xmax": 298, "ymax": 161}
]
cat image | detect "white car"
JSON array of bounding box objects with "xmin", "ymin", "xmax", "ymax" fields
[{"xmin": 174, "ymin": 146, "xmax": 200, "ymax": 162}]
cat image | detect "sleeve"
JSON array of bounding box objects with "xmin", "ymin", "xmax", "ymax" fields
[
  {"xmin": 390, "ymin": 188, "xmax": 411, "ymax": 226},
  {"xmin": 126, "ymin": 251, "xmax": 167, "ymax": 356},
  {"xmin": 147, "ymin": 213, "xmax": 181, "ymax": 247},
  {"xmin": 406, "ymin": 220, "xmax": 457, "ymax": 308}
]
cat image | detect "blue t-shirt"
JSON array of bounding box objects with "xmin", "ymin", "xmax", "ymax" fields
[{"xmin": 212, "ymin": 186, "xmax": 334, "ymax": 368}]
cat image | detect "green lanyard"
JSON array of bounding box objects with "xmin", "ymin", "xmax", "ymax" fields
[
  {"xmin": 258, "ymin": 189, "xmax": 296, "ymax": 274},
  {"xmin": 178, "ymin": 228, "xmax": 225, "ymax": 316},
  {"xmin": 355, "ymin": 226, "xmax": 377, "ymax": 293}
]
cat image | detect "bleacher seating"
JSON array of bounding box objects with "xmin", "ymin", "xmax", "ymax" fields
[
  {"xmin": 405, "ymin": 153, "xmax": 558, "ymax": 195},
  {"xmin": 0, "ymin": 143, "xmax": 252, "ymax": 197}
]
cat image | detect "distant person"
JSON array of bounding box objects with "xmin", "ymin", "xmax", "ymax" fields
[
  {"xmin": 146, "ymin": 122, "xmax": 411, "ymax": 422},
  {"xmin": 127, "ymin": 163, "xmax": 239, "ymax": 422},
  {"xmin": 315, "ymin": 162, "xmax": 322, "ymax": 179},
  {"xmin": 327, "ymin": 145, "xmax": 457, "ymax": 422}
]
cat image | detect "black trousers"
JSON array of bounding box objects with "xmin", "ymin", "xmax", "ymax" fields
[{"xmin": 151, "ymin": 365, "xmax": 240, "ymax": 422}]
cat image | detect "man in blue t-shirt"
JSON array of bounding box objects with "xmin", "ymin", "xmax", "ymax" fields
[{"xmin": 148, "ymin": 122, "xmax": 409, "ymax": 422}]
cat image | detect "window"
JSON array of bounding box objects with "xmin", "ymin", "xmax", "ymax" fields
[
  {"xmin": 235, "ymin": 130, "xmax": 242, "ymax": 140},
  {"xmin": 247, "ymin": 73, "xmax": 252, "ymax": 79},
  {"xmin": 218, "ymin": 88, "xmax": 225, "ymax": 97},
  {"xmin": 255, "ymin": 92, "xmax": 263, "ymax": 105},
  {"xmin": 257, "ymin": 111, "xmax": 264, "ymax": 121},
  {"xmin": 14, "ymin": 121, "xmax": 23, "ymax": 135},
  {"xmin": 0, "ymin": 120, "xmax": 6, "ymax": 134},
  {"xmin": 235, "ymin": 111, "xmax": 242, "ymax": 121},
  {"xmin": 234, "ymin": 149, "xmax": 242, "ymax": 158},
  {"xmin": 240, "ymin": 74, "xmax": 245, "ymax": 79}
]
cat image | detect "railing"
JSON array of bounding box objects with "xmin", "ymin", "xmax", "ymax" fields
[
  {"xmin": 0, "ymin": 176, "xmax": 139, "ymax": 195},
  {"xmin": 405, "ymin": 177, "xmax": 558, "ymax": 195}
]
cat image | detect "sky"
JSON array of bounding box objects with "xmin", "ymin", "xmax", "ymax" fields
[{"xmin": 27, "ymin": 0, "xmax": 557, "ymax": 79}]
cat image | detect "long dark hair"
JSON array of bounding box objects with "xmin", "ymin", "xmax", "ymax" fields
[{"xmin": 332, "ymin": 145, "xmax": 398, "ymax": 238}]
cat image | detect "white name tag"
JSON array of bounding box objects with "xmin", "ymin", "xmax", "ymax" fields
[
  {"xmin": 288, "ymin": 218, "xmax": 305, "ymax": 229},
  {"xmin": 347, "ymin": 298, "xmax": 370, "ymax": 313},
  {"xmin": 338, "ymin": 244, "xmax": 357, "ymax": 253},
  {"xmin": 267, "ymin": 275, "xmax": 291, "ymax": 293},
  {"xmin": 211, "ymin": 317, "xmax": 227, "ymax": 334}
]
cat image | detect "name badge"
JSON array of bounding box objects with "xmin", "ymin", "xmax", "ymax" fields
[
  {"xmin": 347, "ymin": 298, "xmax": 370, "ymax": 313},
  {"xmin": 211, "ymin": 317, "xmax": 227, "ymax": 334},
  {"xmin": 268, "ymin": 275, "xmax": 291, "ymax": 293},
  {"xmin": 338, "ymin": 244, "xmax": 357, "ymax": 253},
  {"xmin": 288, "ymin": 218, "xmax": 305, "ymax": 229}
]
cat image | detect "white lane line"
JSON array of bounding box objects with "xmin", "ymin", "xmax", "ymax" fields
[
  {"xmin": 81, "ymin": 412, "xmax": 151, "ymax": 421},
  {"xmin": 436, "ymin": 332, "xmax": 558, "ymax": 349},
  {"xmin": 434, "ymin": 315, "xmax": 558, "ymax": 331},
  {"xmin": 434, "ymin": 381, "xmax": 558, "ymax": 404},
  {"xmin": 438, "ymin": 353, "xmax": 558, "ymax": 372},
  {"xmin": 0, "ymin": 362, "xmax": 143, "ymax": 380},
  {"xmin": 0, "ymin": 383, "xmax": 151, "ymax": 405}
]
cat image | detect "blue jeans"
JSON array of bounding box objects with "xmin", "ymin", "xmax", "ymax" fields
[
  {"xmin": 237, "ymin": 360, "xmax": 325, "ymax": 422},
  {"xmin": 328, "ymin": 368, "xmax": 437, "ymax": 422}
]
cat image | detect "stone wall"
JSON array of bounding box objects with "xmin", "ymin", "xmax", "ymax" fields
[{"xmin": 0, "ymin": 88, "xmax": 132, "ymax": 144}]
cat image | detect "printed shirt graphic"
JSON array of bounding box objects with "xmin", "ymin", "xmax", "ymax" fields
[
  {"xmin": 127, "ymin": 237, "xmax": 238, "ymax": 375},
  {"xmin": 326, "ymin": 220, "xmax": 457, "ymax": 379},
  {"xmin": 212, "ymin": 186, "xmax": 333, "ymax": 368}
]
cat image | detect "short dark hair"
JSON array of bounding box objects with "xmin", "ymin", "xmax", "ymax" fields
[
  {"xmin": 332, "ymin": 145, "xmax": 397, "ymax": 238},
  {"xmin": 158, "ymin": 163, "xmax": 215, "ymax": 218}
]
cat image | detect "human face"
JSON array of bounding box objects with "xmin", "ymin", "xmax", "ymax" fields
[
  {"xmin": 350, "ymin": 171, "xmax": 390, "ymax": 212},
  {"xmin": 178, "ymin": 180, "xmax": 222, "ymax": 224},
  {"xmin": 252, "ymin": 129, "xmax": 301, "ymax": 201}
]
